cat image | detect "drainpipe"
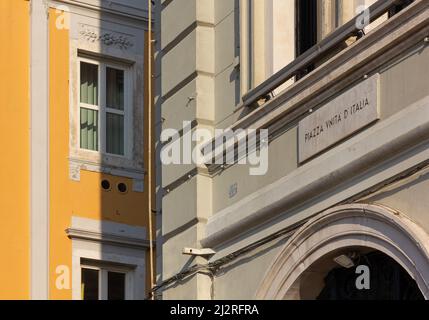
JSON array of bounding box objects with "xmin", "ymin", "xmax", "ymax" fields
[{"xmin": 147, "ymin": 0, "xmax": 155, "ymax": 300}]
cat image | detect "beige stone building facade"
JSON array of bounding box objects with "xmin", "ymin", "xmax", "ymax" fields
[{"xmin": 155, "ymin": 0, "xmax": 429, "ymax": 299}]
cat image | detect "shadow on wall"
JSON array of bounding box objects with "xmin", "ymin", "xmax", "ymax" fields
[{"xmin": 49, "ymin": 2, "xmax": 153, "ymax": 300}]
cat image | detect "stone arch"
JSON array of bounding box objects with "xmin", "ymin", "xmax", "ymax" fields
[{"xmin": 256, "ymin": 204, "xmax": 429, "ymax": 299}]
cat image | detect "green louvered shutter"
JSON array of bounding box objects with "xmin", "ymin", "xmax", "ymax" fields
[
  {"xmin": 80, "ymin": 62, "xmax": 99, "ymax": 151},
  {"xmin": 80, "ymin": 108, "xmax": 99, "ymax": 151}
]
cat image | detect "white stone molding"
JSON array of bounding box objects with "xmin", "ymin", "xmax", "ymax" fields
[
  {"xmin": 202, "ymin": 96, "xmax": 429, "ymax": 250},
  {"xmin": 68, "ymin": 217, "xmax": 148, "ymax": 300},
  {"xmin": 79, "ymin": 24, "xmax": 135, "ymax": 50},
  {"xmin": 256, "ymin": 204, "xmax": 429, "ymax": 300},
  {"xmin": 31, "ymin": 0, "xmax": 50, "ymax": 300}
]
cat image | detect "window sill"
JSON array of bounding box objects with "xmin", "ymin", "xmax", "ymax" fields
[{"xmin": 69, "ymin": 153, "xmax": 145, "ymax": 188}]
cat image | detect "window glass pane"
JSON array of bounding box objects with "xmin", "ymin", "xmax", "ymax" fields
[
  {"xmin": 106, "ymin": 67, "xmax": 124, "ymax": 110},
  {"xmin": 80, "ymin": 62, "xmax": 98, "ymax": 105},
  {"xmin": 80, "ymin": 108, "xmax": 99, "ymax": 151},
  {"xmin": 81, "ymin": 268, "xmax": 99, "ymax": 300},
  {"xmin": 106, "ymin": 113, "xmax": 124, "ymax": 155},
  {"xmin": 108, "ymin": 272, "xmax": 126, "ymax": 300},
  {"xmin": 297, "ymin": 0, "xmax": 317, "ymax": 55}
]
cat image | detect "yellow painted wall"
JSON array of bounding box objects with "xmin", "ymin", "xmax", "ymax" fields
[
  {"xmin": 0, "ymin": 0, "xmax": 30, "ymax": 299},
  {"xmin": 49, "ymin": 9, "xmax": 153, "ymax": 299}
]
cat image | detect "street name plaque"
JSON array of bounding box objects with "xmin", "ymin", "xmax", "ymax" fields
[{"xmin": 298, "ymin": 74, "xmax": 380, "ymax": 162}]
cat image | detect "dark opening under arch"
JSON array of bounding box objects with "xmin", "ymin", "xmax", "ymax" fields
[{"xmin": 317, "ymin": 251, "xmax": 424, "ymax": 300}]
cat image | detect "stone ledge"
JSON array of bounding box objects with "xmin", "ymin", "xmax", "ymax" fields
[
  {"xmin": 66, "ymin": 217, "xmax": 152, "ymax": 249},
  {"xmin": 201, "ymin": 96, "xmax": 429, "ymax": 249}
]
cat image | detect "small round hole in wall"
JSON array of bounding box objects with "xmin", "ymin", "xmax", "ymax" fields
[
  {"xmin": 101, "ymin": 179, "xmax": 111, "ymax": 191},
  {"xmin": 117, "ymin": 182, "xmax": 128, "ymax": 194}
]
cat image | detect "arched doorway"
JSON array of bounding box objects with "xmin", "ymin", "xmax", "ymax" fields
[{"xmin": 256, "ymin": 204, "xmax": 429, "ymax": 300}]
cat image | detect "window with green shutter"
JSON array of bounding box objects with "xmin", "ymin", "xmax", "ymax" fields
[
  {"xmin": 80, "ymin": 62, "xmax": 99, "ymax": 151},
  {"xmin": 79, "ymin": 59, "xmax": 130, "ymax": 156},
  {"xmin": 80, "ymin": 62, "xmax": 99, "ymax": 106},
  {"xmin": 80, "ymin": 108, "xmax": 99, "ymax": 151}
]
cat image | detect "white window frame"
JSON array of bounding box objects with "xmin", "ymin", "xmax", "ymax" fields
[
  {"xmin": 78, "ymin": 56, "xmax": 133, "ymax": 159},
  {"xmin": 81, "ymin": 262, "xmax": 134, "ymax": 300},
  {"xmin": 240, "ymin": 0, "xmax": 253, "ymax": 95},
  {"xmin": 70, "ymin": 217, "xmax": 147, "ymax": 300}
]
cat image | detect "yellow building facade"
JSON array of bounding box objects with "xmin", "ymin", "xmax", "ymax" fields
[{"xmin": 0, "ymin": 0, "xmax": 154, "ymax": 300}]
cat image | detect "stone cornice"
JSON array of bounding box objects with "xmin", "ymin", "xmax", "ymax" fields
[
  {"xmin": 66, "ymin": 227, "xmax": 154, "ymax": 250},
  {"xmin": 201, "ymin": 97, "xmax": 429, "ymax": 249},
  {"xmin": 49, "ymin": 0, "xmax": 154, "ymax": 23},
  {"xmin": 204, "ymin": 0, "xmax": 429, "ymax": 174}
]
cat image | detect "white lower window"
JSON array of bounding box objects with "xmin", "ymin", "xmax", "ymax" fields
[
  {"xmin": 81, "ymin": 261, "xmax": 134, "ymax": 300},
  {"xmin": 70, "ymin": 218, "xmax": 147, "ymax": 300}
]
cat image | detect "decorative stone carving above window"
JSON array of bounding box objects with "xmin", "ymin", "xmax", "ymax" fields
[
  {"xmin": 79, "ymin": 25, "xmax": 134, "ymax": 50},
  {"xmin": 71, "ymin": 20, "xmax": 144, "ymax": 181}
]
